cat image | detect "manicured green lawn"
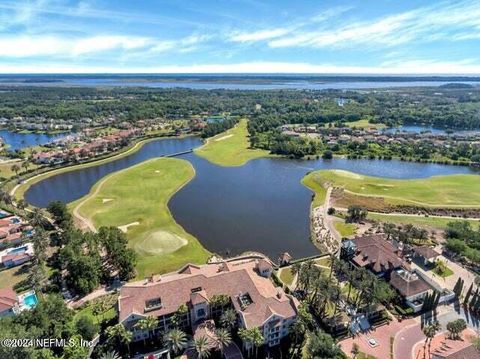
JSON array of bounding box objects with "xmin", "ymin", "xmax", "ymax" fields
[
  {"xmin": 334, "ymin": 220, "xmax": 357, "ymax": 237},
  {"xmin": 433, "ymin": 261, "xmax": 454, "ymax": 278},
  {"xmin": 302, "ymin": 169, "xmax": 480, "ymax": 207},
  {"xmin": 301, "ymin": 172, "xmax": 328, "ymax": 207},
  {"xmin": 0, "ymin": 264, "xmax": 30, "ymax": 291},
  {"xmin": 279, "ymin": 267, "xmax": 295, "ymax": 285},
  {"xmin": 70, "ymin": 157, "xmax": 210, "ymax": 278},
  {"xmin": 194, "ymin": 119, "xmax": 270, "ymax": 166},
  {"xmin": 314, "ymin": 256, "xmax": 332, "ymax": 268},
  {"xmin": 368, "ymin": 213, "xmax": 480, "ymax": 230},
  {"xmin": 345, "ymin": 119, "xmax": 386, "ymax": 129}
]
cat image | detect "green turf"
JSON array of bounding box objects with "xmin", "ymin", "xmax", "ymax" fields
[
  {"xmin": 345, "ymin": 119, "xmax": 386, "ymax": 129},
  {"xmin": 13, "ymin": 137, "xmax": 162, "ymax": 201},
  {"xmin": 0, "ymin": 265, "xmax": 30, "ymax": 290},
  {"xmin": 302, "ymin": 169, "xmax": 480, "ymax": 208},
  {"xmin": 301, "ymin": 173, "xmax": 328, "ymax": 207},
  {"xmin": 334, "ymin": 220, "xmax": 357, "ymax": 237},
  {"xmin": 279, "ymin": 267, "xmax": 295, "ymax": 285},
  {"xmin": 194, "ymin": 119, "xmax": 270, "ymax": 167},
  {"xmin": 368, "ymin": 213, "xmax": 480, "ymax": 230},
  {"xmin": 70, "ymin": 157, "xmax": 210, "ymax": 278}
]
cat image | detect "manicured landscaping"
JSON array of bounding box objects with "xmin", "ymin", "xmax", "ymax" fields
[
  {"xmin": 433, "ymin": 260, "xmax": 454, "ymax": 278},
  {"xmin": 194, "ymin": 118, "xmax": 270, "ymax": 166},
  {"xmin": 303, "ymin": 169, "xmax": 480, "ymax": 208},
  {"xmin": 334, "ymin": 220, "xmax": 357, "ymax": 237},
  {"xmin": 279, "ymin": 267, "xmax": 295, "ymax": 285},
  {"xmin": 69, "ymin": 157, "xmax": 210, "ymax": 278},
  {"xmin": 345, "ymin": 119, "xmax": 386, "ymax": 129},
  {"xmin": 368, "ymin": 212, "xmax": 480, "ymax": 230},
  {"xmin": 301, "ymin": 172, "xmax": 328, "ymax": 207},
  {"xmin": 0, "ymin": 264, "xmax": 30, "ymax": 291},
  {"xmin": 12, "ymin": 136, "xmax": 163, "ymax": 200}
]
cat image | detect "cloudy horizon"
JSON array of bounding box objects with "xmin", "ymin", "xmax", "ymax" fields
[{"xmin": 1, "ymin": 0, "xmax": 480, "ymax": 74}]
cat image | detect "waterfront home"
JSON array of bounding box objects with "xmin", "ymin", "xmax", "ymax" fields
[
  {"xmin": 0, "ymin": 215, "xmax": 33, "ymax": 247},
  {"xmin": 341, "ymin": 235, "xmax": 405, "ymax": 278},
  {"xmin": 0, "ymin": 287, "xmax": 20, "ymax": 317},
  {"xmin": 118, "ymin": 256, "xmax": 298, "ymax": 349},
  {"xmin": 389, "ymin": 268, "xmax": 433, "ymax": 313},
  {"xmin": 0, "ymin": 243, "xmax": 34, "ymax": 268},
  {"xmin": 412, "ymin": 246, "xmax": 441, "ymax": 266}
]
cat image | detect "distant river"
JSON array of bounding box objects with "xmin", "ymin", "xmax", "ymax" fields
[
  {"xmin": 25, "ymin": 137, "xmax": 479, "ymax": 260},
  {"xmin": 0, "ymin": 130, "xmax": 68, "ymax": 151}
]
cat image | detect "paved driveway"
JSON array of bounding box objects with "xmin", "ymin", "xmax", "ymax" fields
[
  {"xmin": 340, "ymin": 316, "xmax": 415, "ymax": 358},
  {"xmin": 394, "ymin": 306, "xmax": 480, "ymax": 359}
]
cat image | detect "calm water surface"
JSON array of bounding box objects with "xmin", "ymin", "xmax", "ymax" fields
[
  {"xmin": 0, "ymin": 130, "xmax": 68, "ymax": 151},
  {"xmin": 25, "ymin": 137, "xmax": 479, "ymax": 259}
]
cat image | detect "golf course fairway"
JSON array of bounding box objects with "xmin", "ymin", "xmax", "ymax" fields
[
  {"xmin": 194, "ymin": 118, "xmax": 270, "ymax": 166},
  {"xmin": 70, "ymin": 157, "xmax": 210, "ymax": 278},
  {"xmin": 303, "ymin": 169, "xmax": 480, "ymax": 208}
]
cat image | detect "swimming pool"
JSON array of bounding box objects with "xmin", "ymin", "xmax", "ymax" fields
[
  {"xmin": 21, "ymin": 292, "xmax": 38, "ymax": 309},
  {"xmin": 0, "ymin": 211, "xmax": 9, "ymax": 219},
  {"xmin": 8, "ymin": 246, "xmax": 27, "ymax": 254}
]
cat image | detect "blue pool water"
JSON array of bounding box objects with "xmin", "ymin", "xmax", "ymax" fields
[
  {"xmin": 0, "ymin": 211, "xmax": 9, "ymax": 219},
  {"xmin": 22, "ymin": 293, "xmax": 38, "ymax": 309},
  {"xmin": 10, "ymin": 217, "xmax": 20, "ymax": 224},
  {"xmin": 9, "ymin": 246, "xmax": 27, "ymax": 254}
]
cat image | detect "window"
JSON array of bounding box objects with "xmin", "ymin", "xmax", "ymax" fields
[
  {"xmin": 145, "ymin": 297, "xmax": 162, "ymax": 311},
  {"xmin": 197, "ymin": 308, "xmax": 206, "ymax": 318},
  {"xmin": 191, "ymin": 287, "xmax": 203, "ymax": 293}
]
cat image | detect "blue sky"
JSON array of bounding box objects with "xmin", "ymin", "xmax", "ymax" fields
[{"xmin": 0, "ymin": 0, "xmax": 480, "ymax": 73}]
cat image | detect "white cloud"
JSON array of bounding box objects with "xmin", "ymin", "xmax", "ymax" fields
[
  {"xmin": 1, "ymin": 60, "xmax": 479, "ymax": 74},
  {"xmin": 229, "ymin": 28, "xmax": 290, "ymax": 43},
  {"xmin": 268, "ymin": 0, "xmax": 480, "ymax": 49},
  {"xmin": 0, "ymin": 33, "xmax": 209, "ymax": 58}
]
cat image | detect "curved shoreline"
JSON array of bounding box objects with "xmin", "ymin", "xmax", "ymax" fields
[
  {"xmin": 70, "ymin": 157, "xmax": 210, "ymax": 277},
  {"xmin": 11, "ymin": 135, "xmax": 184, "ymax": 201}
]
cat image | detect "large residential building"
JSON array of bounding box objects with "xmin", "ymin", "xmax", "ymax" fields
[
  {"xmin": 341, "ymin": 234, "xmax": 405, "ymax": 278},
  {"xmin": 118, "ymin": 256, "xmax": 298, "ymax": 348},
  {"xmin": 0, "ymin": 287, "xmax": 20, "ymax": 317}
]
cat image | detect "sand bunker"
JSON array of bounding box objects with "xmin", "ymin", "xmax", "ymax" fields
[
  {"xmin": 118, "ymin": 222, "xmax": 140, "ymax": 233},
  {"xmin": 102, "ymin": 198, "xmax": 114, "ymax": 203},
  {"xmin": 135, "ymin": 230, "xmax": 187, "ymax": 255},
  {"xmin": 155, "ymin": 170, "xmax": 160, "ymax": 173},
  {"xmin": 214, "ymin": 134, "xmax": 233, "ymax": 141}
]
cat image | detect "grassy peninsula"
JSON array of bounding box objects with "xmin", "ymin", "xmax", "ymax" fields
[
  {"xmin": 302, "ymin": 169, "xmax": 480, "ymax": 208},
  {"xmin": 69, "ymin": 157, "xmax": 210, "ymax": 278},
  {"xmin": 195, "ymin": 119, "xmax": 270, "ymax": 166}
]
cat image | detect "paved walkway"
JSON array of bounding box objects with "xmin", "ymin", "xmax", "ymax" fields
[
  {"xmin": 394, "ymin": 306, "xmax": 480, "ymax": 359},
  {"xmin": 340, "ymin": 316, "xmax": 415, "ymax": 359}
]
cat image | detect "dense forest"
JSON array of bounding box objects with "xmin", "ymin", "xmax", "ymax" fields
[{"xmin": 1, "ymin": 86, "xmax": 480, "ymax": 129}]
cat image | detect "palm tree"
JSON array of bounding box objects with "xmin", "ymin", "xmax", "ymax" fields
[
  {"xmin": 163, "ymin": 328, "xmax": 188, "ymax": 355},
  {"xmin": 215, "ymin": 328, "xmax": 232, "ymax": 355},
  {"xmin": 220, "ymin": 308, "xmax": 237, "ymax": 331},
  {"xmin": 135, "ymin": 315, "xmax": 158, "ymax": 345},
  {"xmin": 193, "ymin": 336, "xmax": 211, "ymax": 359},
  {"xmin": 100, "ymin": 351, "xmax": 121, "ymax": 359},
  {"xmin": 423, "ymin": 321, "xmax": 441, "ymax": 358},
  {"xmin": 250, "ymin": 327, "xmax": 264, "ymax": 358},
  {"xmin": 10, "ymin": 164, "xmax": 20, "ymax": 177},
  {"xmin": 351, "ymin": 343, "xmax": 360, "ymax": 358},
  {"xmin": 105, "ymin": 324, "xmax": 132, "ymax": 354},
  {"xmin": 21, "ymin": 160, "xmax": 30, "ymax": 173},
  {"xmin": 28, "ymin": 207, "xmax": 49, "ymax": 228},
  {"xmin": 290, "ymin": 262, "xmax": 301, "ymax": 289},
  {"xmin": 238, "ymin": 328, "xmax": 253, "ymax": 358}
]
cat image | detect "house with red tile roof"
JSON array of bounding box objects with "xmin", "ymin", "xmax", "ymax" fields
[
  {"xmin": 118, "ymin": 256, "xmax": 298, "ymax": 349},
  {"xmin": 0, "ymin": 287, "xmax": 19, "ymax": 317}
]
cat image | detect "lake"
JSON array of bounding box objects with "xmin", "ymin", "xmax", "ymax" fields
[
  {"xmin": 1, "ymin": 74, "xmax": 479, "ymax": 90},
  {"xmin": 24, "ymin": 137, "xmax": 479, "ymax": 259},
  {"xmin": 0, "ymin": 130, "xmax": 68, "ymax": 151}
]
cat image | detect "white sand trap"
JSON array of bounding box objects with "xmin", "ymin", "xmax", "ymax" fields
[
  {"xmin": 102, "ymin": 198, "xmax": 114, "ymax": 203},
  {"xmin": 155, "ymin": 170, "xmax": 160, "ymax": 173},
  {"xmin": 331, "ymin": 170, "xmax": 364, "ymax": 179},
  {"xmin": 118, "ymin": 222, "xmax": 140, "ymax": 233},
  {"xmin": 215, "ymin": 134, "xmax": 233, "ymax": 141},
  {"xmin": 135, "ymin": 230, "xmax": 187, "ymax": 255}
]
